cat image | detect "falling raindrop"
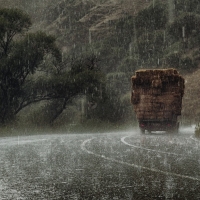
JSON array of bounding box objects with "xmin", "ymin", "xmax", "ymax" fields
[
  {"xmin": 168, "ymin": 0, "xmax": 175, "ymax": 23},
  {"xmin": 89, "ymin": 29, "xmax": 92, "ymax": 44},
  {"xmin": 69, "ymin": 15, "xmax": 71, "ymax": 30},
  {"xmin": 182, "ymin": 26, "xmax": 185, "ymax": 38},
  {"xmin": 129, "ymin": 42, "xmax": 133, "ymax": 59},
  {"xmin": 4, "ymin": 31, "xmax": 7, "ymax": 43},
  {"xmin": 163, "ymin": 30, "xmax": 166, "ymax": 43}
]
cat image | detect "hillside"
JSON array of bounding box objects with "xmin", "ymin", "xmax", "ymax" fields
[
  {"xmin": 0, "ymin": 0, "xmax": 151, "ymax": 48},
  {"xmin": 0, "ymin": 0, "xmax": 200, "ymax": 125},
  {"xmin": 78, "ymin": 0, "xmax": 150, "ymax": 31}
]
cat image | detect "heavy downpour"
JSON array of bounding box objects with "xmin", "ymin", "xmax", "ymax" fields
[{"xmin": 0, "ymin": 0, "xmax": 200, "ymax": 199}]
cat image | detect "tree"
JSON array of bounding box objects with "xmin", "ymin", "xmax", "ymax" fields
[
  {"xmin": 38, "ymin": 53, "xmax": 104, "ymax": 125},
  {"xmin": 23, "ymin": 52, "xmax": 104, "ymax": 126},
  {"xmin": 0, "ymin": 8, "xmax": 32, "ymax": 124},
  {"xmin": 0, "ymin": 8, "xmax": 63, "ymax": 124},
  {"xmin": 0, "ymin": 8, "xmax": 31, "ymax": 55},
  {"xmin": 8, "ymin": 32, "xmax": 62, "ymax": 114},
  {"xmin": 0, "ymin": 8, "xmax": 104, "ymax": 125}
]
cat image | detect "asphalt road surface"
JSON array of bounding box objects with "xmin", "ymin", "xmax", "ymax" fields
[{"xmin": 0, "ymin": 127, "xmax": 199, "ymax": 199}]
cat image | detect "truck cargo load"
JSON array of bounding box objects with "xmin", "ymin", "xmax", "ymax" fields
[{"xmin": 131, "ymin": 68, "xmax": 185, "ymax": 134}]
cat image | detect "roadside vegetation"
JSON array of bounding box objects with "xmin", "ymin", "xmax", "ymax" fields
[
  {"xmin": 0, "ymin": 0, "xmax": 200, "ymax": 134},
  {"xmin": 0, "ymin": 8, "xmax": 106, "ymax": 132}
]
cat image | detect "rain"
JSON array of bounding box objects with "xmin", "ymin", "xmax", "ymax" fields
[{"xmin": 0, "ymin": 0, "xmax": 200, "ymax": 199}]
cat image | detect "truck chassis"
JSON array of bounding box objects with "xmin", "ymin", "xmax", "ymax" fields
[{"xmin": 139, "ymin": 120, "xmax": 179, "ymax": 134}]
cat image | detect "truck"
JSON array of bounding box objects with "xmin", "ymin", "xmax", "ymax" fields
[{"xmin": 131, "ymin": 68, "xmax": 185, "ymax": 134}]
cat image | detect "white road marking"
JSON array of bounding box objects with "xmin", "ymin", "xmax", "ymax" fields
[
  {"xmin": 0, "ymin": 139, "xmax": 47, "ymax": 146},
  {"xmin": 81, "ymin": 138, "xmax": 200, "ymax": 181},
  {"xmin": 121, "ymin": 136, "xmax": 181, "ymax": 156}
]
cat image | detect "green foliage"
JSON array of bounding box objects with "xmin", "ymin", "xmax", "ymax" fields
[
  {"xmin": 180, "ymin": 56, "xmax": 197, "ymax": 71},
  {"xmin": 87, "ymin": 72, "xmax": 130, "ymax": 123},
  {"xmin": 22, "ymin": 100, "xmax": 71, "ymax": 129},
  {"xmin": 10, "ymin": 32, "xmax": 60, "ymax": 75},
  {"xmin": 0, "ymin": 8, "xmax": 104, "ymax": 127},
  {"xmin": 163, "ymin": 45, "xmax": 198, "ymax": 72},
  {"xmin": 164, "ymin": 52, "xmax": 197, "ymax": 72},
  {"xmin": 90, "ymin": 1, "xmax": 169, "ymax": 71},
  {"xmin": 31, "ymin": 52, "xmax": 105, "ymax": 126},
  {"xmin": 0, "ymin": 8, "xmax": 31, "ymax": 42},
  {"xmin": 164, "ymin": 52, "xmax": 180, "ymax": 68},
  {"xmin": 0, "ymin": 8, "xmax": 31, "ymax": 37},
  {"xmin": 71, "ymin": 0, "xmax": 200, "ymax": 125},
  {"xmin": 115, "ymin": 15, "xmax": 135, "ymax": 38},
  {"xmin": 175, "ymin": 0, "xmax": 200, "ymax": 14},
  {"xmin": 0, "ymin": 30, "xmax": 61, "ymax": 124},
  {"xmin": 134, "ymin": 30, "xmax": 167, "ymax": 66},
  {"xmin": 118, "ymin": 57, "xmax": 139, "ymax": 73},
  {"xmin": 0, "ymin": 8, "xmax": 32, "ymax": 124},
  {"xmin": 166, "ymin": 13, "xmax": 200, "ymax": 40},
  {"xmin": 135, "ymin": 1, "xmax": 167, "ymax": 33},
  {"xmin": 6, "ymin": 0, "xmax": 200, "ymax": 128}
]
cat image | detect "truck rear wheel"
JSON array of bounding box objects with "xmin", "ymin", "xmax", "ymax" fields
[
  {"xmin": 147, "ymin": 130, "xmax": 151, "ymax": 134},
  {"xmin": 174, "ymin": 123, "xmax": 179, "ymax": 134},
  {"xmin": 139, "ymin": 128, "xmax": 145, "ymax": 134},
  {"xmin": 170, "ymin": 123, "xmax": 179, "ymax": 134}
]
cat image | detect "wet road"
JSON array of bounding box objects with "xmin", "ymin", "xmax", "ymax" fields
[{"xmin": 0, "ymin": 127, "xmax": 199, "ymax": 199}]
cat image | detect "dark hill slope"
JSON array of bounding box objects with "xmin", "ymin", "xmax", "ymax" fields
[
  {"xmin": 43, "ymin": 0, "xmax": 152, "ymax": 48},
  {"xmin": 0, "ymin": 0, "xmax": 152, "ymax": 49},
  {"xmin": 0, "ymin": 0, "xmax": 200, "ymax": 123}
]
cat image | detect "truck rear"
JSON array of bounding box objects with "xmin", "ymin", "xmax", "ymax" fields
[{"xmin": 131, "ymin": 68, "xmax": 185, "ymax": 134}]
